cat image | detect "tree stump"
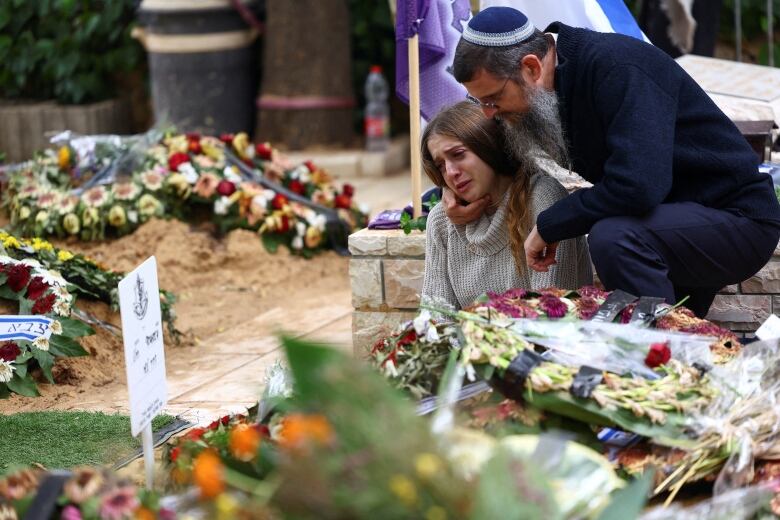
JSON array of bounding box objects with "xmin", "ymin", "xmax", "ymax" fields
[{"xmin": 256, "ymin": 0, "xmax": 355, "ymax": 149}]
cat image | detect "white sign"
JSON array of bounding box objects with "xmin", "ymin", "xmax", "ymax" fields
[
  {"xmin": 119, "ymin": 256, "xmax": 167, "ymax": 437},
  {"xmin": 756, "ymin": 314, "xmax": 780, "ymax": 342},
  {"xmin": 0, "ymin": 316, "xmax": 53, "ymax": 341}
]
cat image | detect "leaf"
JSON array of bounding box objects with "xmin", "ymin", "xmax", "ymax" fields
[
  {"xmin": 6, "ymin": 373, "xmax": 39, "ymax": 397},
  {"xmin": 49, "ymin": 335, "xmax": 88, "ymax": 357},
  {"xmin": 281, "ymin": 335, "xmax": 344, "ymax": 401},
  {"xmin": 0, "ymin": 383, "xmax": 9, "ymax": 399},
  {"xmin": 32, "ymin": 348, "xmax": 54, "ymax": 383},
  {"xmin": 58, "ymin": 315, "xmax": 94, "ymax": 338},
  {"xmin": 596, "ymin": 471, "xmax": 654, "ymax": 520},
  {"xmin": 260, "ymin": 233, "xmax": 282, "ymax": 254}
]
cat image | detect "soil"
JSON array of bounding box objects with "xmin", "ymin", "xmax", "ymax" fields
[{"xmin": 3, "ymin": 218, "xmax": 348, "ymax": 413}]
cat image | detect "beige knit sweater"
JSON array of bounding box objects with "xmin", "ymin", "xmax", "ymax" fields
[{"xmin": 422, "ymin": 172, "xmax": 593, "ymax": 309}]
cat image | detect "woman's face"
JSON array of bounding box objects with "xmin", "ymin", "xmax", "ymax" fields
[{"xmin": 426, "ymin": 134, "xmax": 497, "ymax": 203}]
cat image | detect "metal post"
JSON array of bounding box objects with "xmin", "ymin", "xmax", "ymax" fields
[
  {"xmin": 769, "ymin": 0, "xmax": 775, "ymax": 67},
  {"xmin": 736, "ymin": 0, "xmax": 743, "ymax": 62}
]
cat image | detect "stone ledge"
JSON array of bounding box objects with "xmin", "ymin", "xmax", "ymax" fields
[
  {"xmin": 387, "ymin": 230, "xmax": 425, "ymax": 257},
  {"xmin": 742, "ymin": 260, "xmax": 780, "ymax": 294},
  {"xmin": 349, "ymin": 258, "xmax": 383, "ymax": 308},
  {"xmin": 706, "ymin": 294, "xmax": 771, "ymax": 331},
  {"xmin": 348, "ymin": 228, "xmax": 392, "ymax": 256},
  {"xmin": 352, "ymin": 310, "xmax": 416, "ymax": 358},
  {"xmin": 384, "ymin": 259, "xmax": 425, "ymax": 309}
]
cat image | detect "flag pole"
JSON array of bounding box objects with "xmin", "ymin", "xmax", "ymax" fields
[{"xmin": 408, "ymin": 33, "xmax": 423, "ymax": 219}]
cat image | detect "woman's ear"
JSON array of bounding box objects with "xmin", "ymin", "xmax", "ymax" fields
[{"xmin": 520, "ymin": 54, "xmax": 544, "ymax": 86}]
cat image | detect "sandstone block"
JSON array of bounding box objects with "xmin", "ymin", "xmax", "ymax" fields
[
  {"xmin": 719, "ymin": 285, "xmax": 739, "ymax": 294},
  {"xmin": 387, "ymin": 231, "xmax": 426, "ymax": 257},
  {"xmin": 352, "ymin": 311, "xmax": 416, "ymax": 358},
  {"xmin": 349, "ymin": 259, "xmax": 383, "ymax": 309},
  {"xmin": 741, "ymin": 260, "xmax": 780, "ymax": 293},
  {"xmin": 706, "ymin": 295, "xmax": 771, "ymax": 331},
  {"xmin": 348, "ymin": 229, "xmax": 389, "ymax": 256},
  {"xmin": 383, "ymin": 259, "xmax": 425, "ymax": 309}
]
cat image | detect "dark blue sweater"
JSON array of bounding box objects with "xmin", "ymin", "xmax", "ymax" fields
[{"xmin": 536, "ymin": 23, "xmax": 780, "ymax": 244}]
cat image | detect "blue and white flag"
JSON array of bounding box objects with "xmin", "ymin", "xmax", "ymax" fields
[{"xmin": 480, "ymin": 0, "xmax": 648, "ymax": 42}]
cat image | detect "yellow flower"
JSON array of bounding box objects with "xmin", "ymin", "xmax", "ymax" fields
[
  {"xmin": 18, "ymin": 207, "xmax": 31, "ymax": 220},
  {"xmin": 166, "ymin": 173, "xmax": 191, "ymax": 198},
  {"xmin": 200, "ymin": 137, "xmax": 224, "ymax": 161},
  {"xmin": 388, "ymin": 474, "xmax": 417, "ymax": 507},
  {"xmin": 232, "ymin": 132, "xmax": 250, "ymax": 159},
  {"xmin": 108, "ymin": 205, "xmax": 127, "ymax": 227},
  {"xmin": 414, "ymin": 453, "xmax": 442, "ymax": 480},
  {"xmin": 216, "ymin": 493, "xmax": 239, "ymax": 520},
  {"xmin": 35, "ymin": 211, "xmax": 49, "ymax": 224},
  {"xmin": 31, "ymin": 237, "xmax": 54, "ymax": 252},
  {"xmin": 137, "ymin": 194, "xmax": 162, "ymax": 217},
  {"xmin": 81, "ymin": 208, "xmax": 99, "ymax": 228},
  {"xmin": 2, "ymin": 235, "xmax": 21, "ymax": 249},
  {"xmin": 57, "ymin": 146, "xmax": 71, "ymax": 169},
  {"xmin": 304, "ymin": 226, "xmax": 323, "ymax": 249},
  {"xmin": 57, "ymin": 250, "xmax": 74, "ymax": 262},
  {"xmin": 63, "ymin": 213, "xmax": 81, "ymax": 235},
  {"xmin": 426, "ymin": 506, "xmax": 447, "ymax": 520},
  {"xmin": 165, "ymin": 134, "xmax": 189, "ymax": 154}
]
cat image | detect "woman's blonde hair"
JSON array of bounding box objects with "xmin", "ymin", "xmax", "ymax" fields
[{"xmin": 421, "ymin": 101, "xmax": 533, "ymax": 272}]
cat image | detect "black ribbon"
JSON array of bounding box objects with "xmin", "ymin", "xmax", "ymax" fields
[
  {"xmin": 591, "ymin": 289, "xmax": 638, "ymax": 322},
  {"xmin": 570, "ymin": 365, "xmax": 603, "ymax": 399},
  {"xmin": 629, "ymin": 296, "xmax": 665, "ymax": 326}
]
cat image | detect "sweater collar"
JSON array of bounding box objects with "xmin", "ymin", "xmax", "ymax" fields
[{"xmin": 456, "ymin": 190, "xmax": 510, "ymax": 256}]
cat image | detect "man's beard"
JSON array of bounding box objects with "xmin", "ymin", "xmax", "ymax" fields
[{"xmin": 499, "ymin": 86, "xmax": 569, "ymax": 171}]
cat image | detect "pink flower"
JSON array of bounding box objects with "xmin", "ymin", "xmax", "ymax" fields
[
  {"xmin": 576, "ymin": 297, "xmax": 601, "ymax": 320},
  {"xmin": 61, "ymin": 505, "xmax": 82, "ymax": 520},
  {"xmin": 193, "ymin": 173, "xmax": 220, "ymax": 198},
  {"xmin": 99, "ymin": 487, "xmax": 138, "ymax": 520}
]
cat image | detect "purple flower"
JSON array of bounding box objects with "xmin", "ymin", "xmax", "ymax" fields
[
  {"xmin": 99, "ymin": 486, "xmax": 138, "ymax": 520},
  {"xmin": 576, "ymin": 297, "xmax": 601, "ymax": 320},
  {"xmin": 539, "ymin": 295, "xmax": 568, "ymax": 319}
]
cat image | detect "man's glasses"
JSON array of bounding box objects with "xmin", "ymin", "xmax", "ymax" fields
[{"xmin": 465, "ymin": 76, "xmax": 511, "ymax": 110}]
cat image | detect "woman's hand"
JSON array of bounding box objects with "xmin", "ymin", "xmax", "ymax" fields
[
  {"xmin": 524, "ymin": 225, "xmax": 559, "ymax": 272},
  {"xmin": 443, "ymin": 188, "xmax": 491, "ymax": 225}
]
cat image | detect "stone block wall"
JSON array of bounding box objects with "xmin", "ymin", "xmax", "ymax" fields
[
  {"xmin": 349, "ymin": 229, "xmax": 425, "ymax": 357},
  {"xmin": 349, "ymin": 229, "xmax": 780, "ymax": 351}
]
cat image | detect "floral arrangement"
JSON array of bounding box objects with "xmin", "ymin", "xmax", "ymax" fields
[
  {"xmin": 5, "ymin": 131, "xmax": 369, "ymax": 257},
  {"xmin": 0, "ymin": 230, "xmax": 178, "ymax": 338},
  {"xmin": 0, "ymin": 252, "xmax": 94, "ymax": 398},
  {"xmin": 0, "ymin": 467, "xmax": 172, "ymax": 520}
]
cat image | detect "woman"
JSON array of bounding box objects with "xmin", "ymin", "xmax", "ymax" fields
[{"xmin": 421, "ymin": 101, "xmax": 592, "ymax": 309}]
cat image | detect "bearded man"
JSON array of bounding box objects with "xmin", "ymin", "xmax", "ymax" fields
[{"xmin": 445, "ymin": 6, "xmax": 780, "ymax": 317}]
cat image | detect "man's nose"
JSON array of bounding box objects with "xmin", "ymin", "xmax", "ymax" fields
[{"xmin": 481, "ymin": 106, "xmax": 498, "ymax": 118}]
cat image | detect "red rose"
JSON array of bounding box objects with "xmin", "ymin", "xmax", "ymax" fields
[
  {"xmin": 304, "ymin": 160, "xmax": 317, "ymax": 173},
  {"xmin": 278, "ymin": 215, "xmax": 290, "ymax": 233},
  {"xmin": 185, "ymin": 132, "xmax": 201, "ymax": 142},
  {"xmin": 5, "ymin": 263, "xmax": 31, "ymax": 292},
  {"xmin": 396, "ymin": 329, "xmax": 417, "ymax": 348},
  {"xmin": 255, "ymin": 142, "xmax": 273, "ymax": 160},
  {"xmin": 0, "ymin": 342, "xmax": 20, "ymax": 362},
  {"xmin": 188, "ymin": 139, "xmax": 202, "ymax": 154},
  {"xmin": 186, "ymin": 427, "xmax": 206, "ymax": 441},
  {"xmin": 168, "ymin": 152, "xmax": 190, "ymax": 172},
  {"xmin": 219, "ymin": 133, "xmax": 235, "ymax": 144},
  {"xmin": 289, "ymin": 179, "xmax": 306, "ymax": 195},
  {"xmin": 169, "ymin": 446, "xmax": 181, "ymax": 463},
  {"xmin": 243, "ymin": 158, "xmax": 254, "ymax": 168},
  {"xmin": 253, "ymin": 423, "xmax": 270, "ymax": 437},
  {"xmin": 342, "ymin": 183, "xmax": 355, "ymax": 197},
  {"xmin": 334, "ymin": 194, "xmax": 352, "ymax": 209},
  {"xmin": 645, "ymin": 342, "xmax": 671, "ymax": 368},
  {"xmin": 26, "ymin": 277, "xmax": 50, "ymax": 301},
  {"xmin": 272, "ymin": 193, "xmax": 288, "ymax": 210},
  {"xmin": 216, "ymin": 180, "xmax": 236, "ymax": 197},
  {"xmin": 220, "ymin": 415, "xmax": 231, "ymax": 426},
  {"xmin": 31, "ymin": 293, "xmax": 57, "ymax": 315}
]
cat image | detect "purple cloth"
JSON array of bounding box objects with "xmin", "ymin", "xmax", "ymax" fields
[
  {"xmin": 368, "ymin": 209, "xmax": 405, "ymax": 230},
  {"xmin": 395, "ymin": 0, "xmax": 471, "ymax": 121}
]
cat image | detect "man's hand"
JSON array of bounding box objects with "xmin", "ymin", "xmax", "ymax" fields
[
  {"xmin": 524, "ymin": 225, "xmax": 559, "ymax": 272},
  {"xmin": 443, "ymin": 188, "xmax": 490, "ymax": 225}
]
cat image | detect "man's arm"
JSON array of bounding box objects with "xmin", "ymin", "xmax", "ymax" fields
[{"xmin": 536, "ymin": 64, "xmax": 677, "ymax": 244}]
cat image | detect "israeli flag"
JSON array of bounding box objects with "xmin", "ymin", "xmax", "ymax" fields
[{"xmin": 480, "ymin": 0, "xmax": 649, "ymax": 42}]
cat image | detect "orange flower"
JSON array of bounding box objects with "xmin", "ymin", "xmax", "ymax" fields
[
  {"xmin": 278, "ymin": 414, "xmax": 334, "ymax": 449},
  {"xmin": 192, "ymin": 450, "xmax": 225, "ymax": 499},
  {"xmin": 229, "ymin": 423, "xmax": 261, "ymax": 462},
  {"xmin": 58, "ymin": 146, "xmax": 71, "ymax": 169},
  {"xmin": 135, "ymin": 506, "xmax": 156, "ymax": 520}
]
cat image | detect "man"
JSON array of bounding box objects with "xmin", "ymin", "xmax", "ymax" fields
[{"xmin": 447, "ymin": 6, "xmax": 780, "ymax": 317}]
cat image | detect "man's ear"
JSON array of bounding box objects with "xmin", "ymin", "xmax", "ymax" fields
[{"xmin": 520, "ymin": 54, "xmax": 544, "ymax": 86}]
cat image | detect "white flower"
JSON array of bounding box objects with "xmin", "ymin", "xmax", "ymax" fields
[
  {"xmin": 178, "ymin": 162, "xmax": 199, "ymax": 184},
  {"xmin": 413, "ymin": 310, "xmax": 433, "ymax": 336},
  {"xmin": 261, "ymin": 189, "xmax": 276, "ymax": 202},
  {"xmin": 251, "ymin": 194, "xmax": 267, "ymax": 208},
  {"xmin": 295, "ymin": 222, "xmax": 306, "ymax": 236},
  {"xmin": 127, "ymin": 210, "xmax": 139, "ymax": 224},
  {"xmin": 32, "ymin": 337, "xmax": 49, "ymax": 351},
  {"xmin": 245, "ymin": 145, "xmax": 255, "ymax": 159},
  {"xmin": 0, "ymin": 360, "xmax": 14, "ymax": 383},
  {"xmin": 49, "ymin": 320, "xmax": 62, "ymax": 335},
  {"xmin": 298, "ymin": 168, "xmax": 311, "ymax": 184},
  {"xmin": 19, "ymin": 258, "xmax": 41, "ymax": 270},
  {"xmin": 54, "ymin": 300, "xmax": 70, "ymax": 316},
  {"xmin": 291, "ymin": 235, "xmax": 303, "ymax": 250},
  {"xmin": 425, "ymin": 325, "xmax": 440, "ymax": 343},
  {"xmin": 214, "ymin": 196, "xmax": 232, "ymax": 215},
  {"xmin": 359, "ymin": 203, "xmax": 371, "ymax": 215},
  {"xmin": 383, "ymin": 359, "xmax": 398, "ymax": 378},
  {"xmin": 223, "ymin": 166, "xmax": 242, "ymax": 184},
  {"xmin": 312, "ymin": 214, "xmax": 327, "ymax": 231}
]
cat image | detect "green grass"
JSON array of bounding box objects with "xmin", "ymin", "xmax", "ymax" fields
[{"xmin": 0, "ymin": 411, "xmax": 175, "ymax": 474}]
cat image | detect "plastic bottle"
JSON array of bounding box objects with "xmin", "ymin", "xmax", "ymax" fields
[{"xmin": 364, "ymin": 65, "xmax": 390, "ymax": 152}]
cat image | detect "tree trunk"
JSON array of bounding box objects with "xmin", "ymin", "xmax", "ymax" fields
[{"xmin": 256, "ymin": 0, "xmax": 355, "ymax": 149}]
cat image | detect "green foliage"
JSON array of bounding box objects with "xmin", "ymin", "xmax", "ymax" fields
[
  {"xmin": 0, "ymin": 0, "xmax": 142, "ymax": 104},
  {"xmin": 401, "ymin": 192, "xmax": 440, "ymax": 234},
  {"xmin": 720, "ymin": 0, "xmax": 780, "ymax": 65},
  {"xmin": 0, "ymin": 411, "xmax": 174, "ymax": 473}
]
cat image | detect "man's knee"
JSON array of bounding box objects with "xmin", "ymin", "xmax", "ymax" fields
[{"xmin": 588, "ymin": 218, "xmax": 640, "ymax": 264}]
